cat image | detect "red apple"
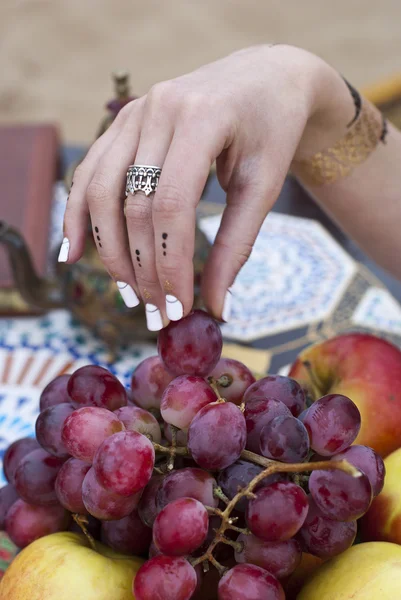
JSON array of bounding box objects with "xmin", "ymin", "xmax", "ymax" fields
[
  {"xmin": 289, "ymin": 333, "xmax": 401, "ymax": 457},
  {"xmin": 361, "ymin": 446, "xmax": 401, "ymax": 544}
]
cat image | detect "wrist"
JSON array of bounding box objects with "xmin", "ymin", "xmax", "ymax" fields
[{"xmin": 293, "ymin": 58, "xmax": 358, "ymax": 161}]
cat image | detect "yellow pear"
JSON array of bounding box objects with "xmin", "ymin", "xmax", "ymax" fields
[
  {"xmin": 0, "ymin": 532, "xmax": 143, "ymax": 600},
  {"xmin": 297, "ymin": 542, "xmax": 401, "ymax": 600}
]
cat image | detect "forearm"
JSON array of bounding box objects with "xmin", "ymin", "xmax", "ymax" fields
[{"xmin": 292, "ymin": 65, "xmax": 401, "ymax": 279}]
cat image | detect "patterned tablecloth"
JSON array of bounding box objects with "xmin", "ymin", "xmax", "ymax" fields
[{"xmin": 1, "ymin": 179, "xmax": 401, "ymax": 568}]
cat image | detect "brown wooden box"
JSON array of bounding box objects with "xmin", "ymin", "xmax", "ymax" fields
[{"xmin": 0, "ymin": 123, "xmax": 59, "ymax": 315}]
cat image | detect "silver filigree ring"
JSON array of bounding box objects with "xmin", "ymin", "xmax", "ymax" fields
[{"xmin": 125, "ymin": 165, "xmax": 162, "ymax": 197}]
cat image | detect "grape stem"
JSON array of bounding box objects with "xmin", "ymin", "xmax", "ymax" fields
[
  {"xmin": 152, "ymin": 441, "xmax": 361, "ymax": 478},
  {"xmin": 207, "ymin": 376, "xmax": 227, "ymax": 401},
  {"xmin": 153, "ymin": 442, "xmax": 189, "ymax": 456},
  {"xmin": 302, "ymin": 360, "xmax": 324, "ymax": 400},
  {"xmin": 219, "ymin": 535, "xmax": 244, "ymax": 553},
  {"xmin": 72, "ymin": 514, "xmax": 97, "ymax": 552},
  {"xmin": 152, "ymin": 437, "xmax": 360, "ymax": 574},
  {"xmin": 213, "ymin": 486, "xmax": 231, "ymax": 504},
  {"xmin": 216, "ymin": 374, "xmax": 234, "ymax": 388},
  {"xmin": 189, "ymin": 456, "xmax": 360, "ymax": 570},
  {"xmin": 228, "ymin": 524, "xmax": 251, "ymax": 535},
  {"xmin": 167, "ymin": 425, "xmax": 178, "ymax": 471},
  {"xmin": 208, "ymin": 554, "xmax": 228, "ymax": 576}
]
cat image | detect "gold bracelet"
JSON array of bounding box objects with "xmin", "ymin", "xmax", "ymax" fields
[{"xmin": 293, "ymin": 98, "xmax": 387, "ymax": 186}]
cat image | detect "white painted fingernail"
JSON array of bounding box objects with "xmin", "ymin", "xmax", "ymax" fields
[
  {"xmin": 116, "ymin": 282, "xmax": 140, "ymax": 308},
  {"xmin": 165, "ymin": 295, "xmax": 184, "ymax": 321},
  {"xmin": 58, "ymin": 237, "xmax": 70, "ymax": 262},
  {"xmin": 146, "ymin": 304, "xmax": 163, "ymax": 331},
  {"xmin": 222, "ymin": 289, "xmax": 233, "ymax": 322}
]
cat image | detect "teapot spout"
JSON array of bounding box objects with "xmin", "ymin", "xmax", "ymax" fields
[{"xmin": 0, "ymin": 221, "xmax": 65, "ymax": 309}]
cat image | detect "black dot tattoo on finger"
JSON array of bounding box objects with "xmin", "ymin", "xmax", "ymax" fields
[
  {"xmin": 136, "ymin": 249, "xmax": 142, "ymax": 267},
  {"xmin": 162, "ymin": 233, "xmax": 168, "ymax": 256},
  {"xmin": 67, "ymin": 180, "xmax": 73, "ymax": 201},
  {"xmin": 94, "ymin": 226, "xmax": 102, "ymax": 248}
]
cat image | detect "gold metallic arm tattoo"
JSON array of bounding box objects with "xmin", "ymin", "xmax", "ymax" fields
[{"xmin": 293, "ymin": 82, "xmax": 388, "ymax": 187}]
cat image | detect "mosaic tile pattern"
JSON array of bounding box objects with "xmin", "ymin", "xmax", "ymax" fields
[
  {"xmin": 199, "ymin": 213, "xmax": 357, "ymax": 341},
  {"xmin": 0, "ymin": 385, "xmax": 39, "ymax": 484},
  {"xmin": 0, "ymin": 312, "xmax": 156, "ymax": 385},
  {"xmin": 352, "ymin": 287, "xmax": 401, "ymax": 335}
]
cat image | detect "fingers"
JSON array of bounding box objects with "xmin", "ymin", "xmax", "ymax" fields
[
  {"xmin": 124, "ymin": 106, "xmax": 174, "ymax": 331},
  {"xmin": 201, "ymin": 162, "xmax": 288, "ymax": 321},
  {"xmin": 84, "ymin": 101, "xmax": 145, "ymax": 307},
  {"xmin": 152, "ymin": 128, "xmax": 213, "ymax": 321},
  {"xmin": 61, "ymin": 103, "xmax": 132, "ymax": 264}
]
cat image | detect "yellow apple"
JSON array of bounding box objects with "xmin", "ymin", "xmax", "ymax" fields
[
  {"xmin": 297, "ymin": 542, "xmax": 401, "ymax": 599},
  {"xmin": 0, "ymin": 531, "xmax": 143, "ymax": 600},
  {"xmin": 361, "ymin": 446, "xmax": 401, "ymax": 544}
]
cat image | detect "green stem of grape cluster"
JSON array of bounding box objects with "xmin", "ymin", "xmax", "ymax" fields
[
  {"xmin": 72, "ymin": 514, "xmax": 97, "ymax": 551},
  {"xmin": 152, "ymin": 435, "xmax": 361, "ymax": 575},
  {"xmin": 191, "ymin": 457, "xmax": 360, "ymax": 573}
]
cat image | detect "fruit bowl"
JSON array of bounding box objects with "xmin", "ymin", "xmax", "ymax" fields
[{"xmin": 0, "ymin": 313, "xmax": 391, "ymax": 600}]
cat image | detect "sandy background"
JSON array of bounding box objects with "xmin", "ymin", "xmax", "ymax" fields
[{"xmin": 0, "ymin": 0, "xmax": 400, "ymax": 144}]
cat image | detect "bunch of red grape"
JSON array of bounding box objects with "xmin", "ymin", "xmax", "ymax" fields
[{"xmin": 0, "ymin": 309, "xmax": 385, "ymax": 600}]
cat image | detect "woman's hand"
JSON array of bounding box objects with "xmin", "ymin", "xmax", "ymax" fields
[{"xmin": 61, "ymin": 44, "xmax": 340, "ymax": 330}]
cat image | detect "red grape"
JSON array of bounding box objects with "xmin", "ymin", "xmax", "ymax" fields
[
  {"xmin": 218, "ymin": 564, "xmax": 285, "ymax": 600},
  {"xmin": 14, "ymin": 449, "xmax": 65, "ymax": 506},
  {"xmin": 157, "ymin": 310, "xmax": 223, "ymax": 377},
  {"xmin": 164, "ymin": 422, "xmax": 188, "ymax": 446},
  {"xmin": 303, "ymin": 394, "xmax": 361, "ymax": 456},
  {"xmin": 55, "ymin": 457, "xmax": 91, "ymax": 513},
  {"xmin": 0, "ymin": 484, "xmax": 19, "ymax": 528},
  {"xmin": 333, "ymin": 445, "xmax": 385, "ymax": 497},
  {"xmin": 244, "ymin": 398, "xmax": 291, "ymax": 454},
  {"xmin": 260, "ymin": 414, "xmax": 310, "ymax": 463},
  {"xmin": 35, "ymin": 403, "xmax": 74, "ymax": 458},
  {"xmin": 133, "ymin": 555, "xmax": 197, "ymax": 600},
  {"xmin": 101, "ymin": 509, "xmax": 152, "ymax": 555},
  {"xmin": 39, "ymin": 374, "xmax": 72, "ymax": 411},
  {"xmin": 217, "ymin": 461, "xmax": 283, "ymax": 512},
  {"xmin": 5, "ymin": 499, "xmax": 70, "ymax": 548},
  {"xmin": 188, "ymin": 402, "xmax": 246, "ymax": 470},
  {"xmin": 82, "ymin": 467, "xmax": 141, "ymax": 520},
  {"xmin": 153, "ymin": 497, "xmax": 208, "ymax": 556},
  {"xmin": 62, "ymin": 407, "xmax": 124, "ymax": 463},
  {"xmin": 244, "ymin": 375, "xmax": 306, "ymax": 417},
  {"xmin": 138, "ymin": 475, "xmax": 164, "ymax": 527},
  {"xmin": 67, "ymin": 365, "xmax": 128, "ymax": 410},
  {"xmin": 246, "ymin": 482, "xmax": 308, "ymax": 542},
  {"xmin": 297, "ymin": 496, "xmax": 357, "ymax": 558},
  {"xmin": 3, "ymin": 437, "xmax": 40, "ymax": 484},
  {"xmin": 131, "ymin": 356, "xmax": 174, "ymax": 411},
  {"xmin": 308, "ymin": 468, "xmax": 372, "ymax": 521},
  {"xmin": 156, "ymin": 468, "xmax": 218, "ymax": 510},
  {"xmin": 209, "ymin": 358, "xmax": 256, "ymax": 405},
  {"xmin": 161, "ymin": 375, "xmax": 217, "ymax": 429},
  {"xmin": 235, "ymin": 534, "xmax": 302, "ymax": 579},
  {"xmin": 93, "ymin": 431, "xmax": 154, "ymax": 496},
  {"xmin": 114, "ymin": 405, "xmax": 161, "ymax": 443}
]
